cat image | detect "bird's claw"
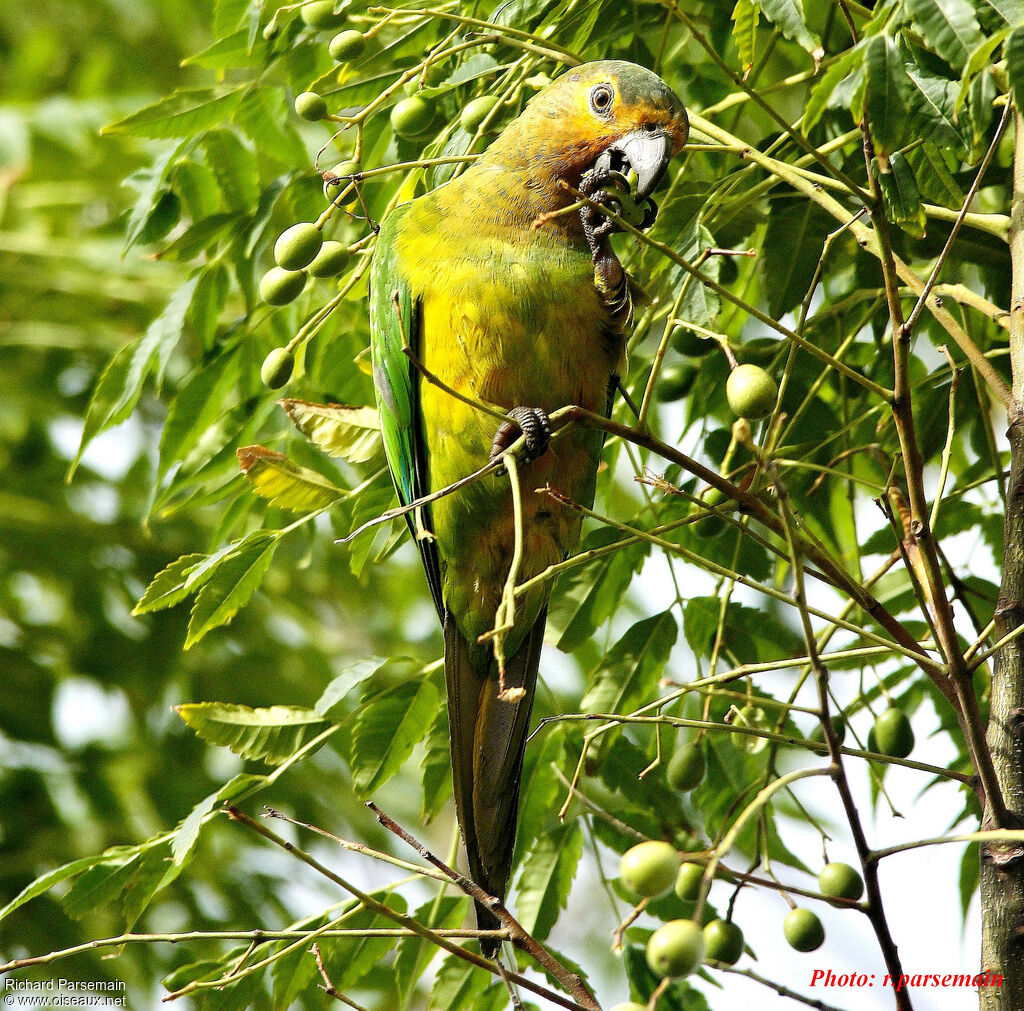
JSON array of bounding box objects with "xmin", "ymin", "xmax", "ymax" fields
[{"xmin": 490, "ymin": 406, "xmax": 551, "ymax": 464}]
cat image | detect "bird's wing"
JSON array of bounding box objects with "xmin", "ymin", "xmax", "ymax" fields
[{"xmin": 369, "ymin": 208, "xmax": 443, "ymax": 618}]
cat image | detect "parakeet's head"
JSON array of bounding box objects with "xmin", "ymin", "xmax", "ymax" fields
[{"xmin": 485, "ymin": 60, "xmax": 688, "ymax": 202}]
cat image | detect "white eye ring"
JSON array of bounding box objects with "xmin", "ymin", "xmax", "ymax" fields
[{"xmin": 590, "ymin": 84, "xmax": 614, "ymax": 115}]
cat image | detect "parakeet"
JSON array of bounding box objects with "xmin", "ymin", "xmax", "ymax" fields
[{"xmin": 369, "ymin": 60, "xmax": 688, "ymax": 954}]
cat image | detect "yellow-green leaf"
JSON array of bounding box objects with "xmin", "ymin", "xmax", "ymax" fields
[
  {"xmin": 279, "ymin": 399, "xmax": 383, "ymax": 464},
  {"xmin": 237, "ymin": 445, "xmax": 343, "ymax": 511},
  {"xmin": 175, "ymin": 702, "xmax": 330, "ymax": 763}
]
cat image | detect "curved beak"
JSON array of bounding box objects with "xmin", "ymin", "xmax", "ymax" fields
[{"xmin": 605, "ymin": 130, "xmax": 675, "ymax": 199}]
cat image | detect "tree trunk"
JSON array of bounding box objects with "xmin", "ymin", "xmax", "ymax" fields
[{"xmin": 981, "ymin": 108, "xmax": 1024, "ymax": 1010}]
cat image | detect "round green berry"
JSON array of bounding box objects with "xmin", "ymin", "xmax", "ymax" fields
[
  {"xmin": 726, "ymin": 363, "xmax": 778, "ymax": 421},
  {"xmin": 259, "ymin": 267, "xmax": 306, "ymax": 306},
  {"xmin": 300, "ymin": 1, "xmax": 346, "ymax": 30},
  {"xmin": 703, "ymin": 918, "xmax": 744, "ymax": 965},
  {"xmin": 619, "ymin": 841, "xmax": 679, "ymax": 898},
  {"xmin": 674, "ymin": 862, "xmax": 705, "ymax": 902},
  {"xmin": 260, "ymin": 347, "xmax": 294, "ymax": 389},
  {"xmin": 695, "ymin": 486, "xmax": 729, "ymax": 539},
  {"xmin": 646, "ymin": 920, "xmax": 704, "ymax": 979},
  {"xmin": 274, "ymin": 223, "xmax": 322, "ymax": 271},
  {"xmin": 871, "ymin": 707, "xmax": 914, "ymax": 759},
  {"xmin": 461, "ymin": 95, "xmax": 500, "ymax": 132},
  {"xmin": 656, "ymin": 363, "xmax": 697, "ymax": 402},
  {"xmin": 391, "ymin": 95, "xmax": 434, "ymax": 139},
  {"xmin": 306, "ymin": 240, "xmax": 349, "ymax": 278},
  {"xmin": 326, "ymin": 160, "xmax": 360, "ymax": 207},
  {"xmin": 329, "ymin": 29, "xmax": 366, "ymax": 61},
  {"xmin": 666, "ymin": 743, "xmax": 705, "ymax": 792},
  {"xmin": 784, "ymin": 908, "xmax": 825, "ymax": 952},
  {"xmin": 294, "ymin": 91, "xmax": 328, "ymax": 121},
  {"xmin": 819, "ymin": 862, "xmax": 864, "ymax": 901}
]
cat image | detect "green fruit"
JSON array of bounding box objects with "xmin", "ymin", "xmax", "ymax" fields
[
  {"xmin": 274, "ymin": 223, "xmax": 323, "ymax": 270},
  {"xmin": 329, "ymin": 29, "xmax": 366, "ymax": 60},
  {"xmin": 261, "ymin": 347, "xmax": 294, "ymax": 389},
  {"xmin": 259, "ymin": 267, "xmax": 306, "ymax": 306},
  {"xmin": 674, "ymin": 861, "xmax": 705, "ymax": 902},
  {"xmin": 619, "ymin": 841, "xmax": 679, "ymax": 898},
  {"xmin": 306, "ymin": 240, "xmax": 349, "ymax": 278},
  {"xmin": 666, "ymin": 743, "xmax": 705, "ymax": 791},
  {"xmin": 461, "ymin": 95, "xmax": 500, "ymax": 132},
  {"xmin": 294, "ymin": 91, "xmax": 328, "ymax": 121},
  {"xmin": 300, "ymin": 1, "xmax": 346, "ymax": 29},
  {"xmin": 784, "ymin": 908, "xmax": 825, "ymax": 952},
  {"xmin": 671, "ymin": 327, "xmax": 715, "ymax": 357},
  {"xmin": 703, "ymin": 918, "xmax": 744, "ymax": 965},
  {"xmin": 810, "ymin": 715, "xmax": 846, "ymax": 746},
  {"xmin": 656, "ymin": 363, "xmax": 697, "ymax": 402},
  {"xmin": 391, "ymin": 95, "xmax": 434, "ymax": 138},
  {"xmin": 871, "ymin": 707, "xmax": 914, "ymax": 758},
  {"xmin": 819, "ymin": 862, "xmax": 864, "ymax": 901},
  {"xmin": 695, "ymin": 486, "xmax": 729, "ymax": 539},
  {"xmin": 326, "ymin": 159, "xmax": 360, "ymax": 206},
  {"xmin": 726, "ymin": 363, "xmax": 778, "ymax": 420},
  {"xmin": 613, "ymin": 191, "xmax": 647, "ymax": 228},
  {"xmin": 646, "ymin": 920, "xmax": 704, "ymax": 979}
]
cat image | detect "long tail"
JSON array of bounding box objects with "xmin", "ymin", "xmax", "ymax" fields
[{"xmin": 443, "ymin": 606, "xmax": 546, "ymax": 958}]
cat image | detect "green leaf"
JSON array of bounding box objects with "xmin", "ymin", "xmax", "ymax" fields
[
  {"xmin": 0, "ymin": 853, "xmax": 116, "ymax": 923},
  {"xmin": 759, "ymin": 0, "xmax": 822, "ymax": 61},
  {"xmin": 316, "ymin": 657, "xmax": 393, "ymax": 720},
  {"xmin": 185, "ymin": 535, "xmax": 279, "ymax": 647},
  {"xmin": 123, "ymin": 844, "xmax": 177, "ymax": 930},
  {"xmin": 122, "ymin": 140, "xmax": 189, "ymax": 252},
  {"xmin": 1007, "ymin": 26, "xmax": 1024, "ymax": 109},
  {"xmin": 580, "ymin": 611, "xmax": 677, "ymax": 718},
  {"xmin": 394, "ymin": 896, "xmax": 468, "ymax": 1002},
  {"xmin": 235, "ymin": 88, "xmax": 309, "ymax": 168},
  {"xmin": 731, "ymin": 0, "xmax": 760, "ymax": 76},
  {"xmin": 280, "ymin": 399, "xmax": 383, "ymax": 463},
  {"xmin": 861, "ymin": 35, "xmax": 911, "ymax": 155},
  {"xmin": 905, "ymin": 0, "xmax": 984, "ymax": 70},
  {"xmin": 203, "ymin": 129, "xmax": 260, "ymax": 212},
  {"xmin": 975, "ymin": 0, "xmax": 1024, "ymax": 24},
  {"xmin": 428, "ymin": 955, "xmax": 491, "ymax": 1011},
  {"xmin": 513, "ymin": 821, "xmax": 584, "ymax": 941},
  {"xmin": 802, "ymin": 43, "xmax": 863, "ymax": 134},
  {"xmin": 104, "ymin": 87, "xmax": 246, "ymax": 139},
  {"xmin": 904, "ymin": 64, "xmax": 970, "ymax": 157},
  {"xmin": 683, "ymin": 595, "xmax": 720, "ymax": 658},
  {"xmin": 176, "ymin": 702, "xmax": 330, "ymax": 763},
  {"xmin": 236, "ymin": 445, "xmax": 344, "ymax": 511},
  {"xmin": 62, "ymin": 852, "xmax": 141, "ymax": 920},
  {"xmin": 421, "ymin": 705, "xmax": 453, "ymax": 822},
  {"xmin": 907, "ymin": 142, "xmax": 964, "ymax": 208},
  {"xmin": 133, "ymin": 553, "xmax": 207, "ymax": 615},
  {"xmin": 73, "ymin": 274, "xmax": 200, "ymax": 475},
  {"xmin": 761, "ymin": 198, "xmax": 833, "ymax": 317},
  {"xmin": 875, "ymin": 153, "xmax": 926, "ymax": 238},
  {"xmin": 349, "ymin": 677, "xmax": 440, "ymax": 796}
]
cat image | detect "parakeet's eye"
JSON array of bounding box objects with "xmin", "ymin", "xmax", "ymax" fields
[{"xmin": 589, "ymin": 84, "xmax": 614, "ymax": 115}]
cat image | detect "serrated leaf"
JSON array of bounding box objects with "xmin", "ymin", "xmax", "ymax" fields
[
  {"xmin": 580, "ymin": 611, "xmax": 677, "ymax": 717},
  {"xmin": 123, "ymin": 845, "xmax": 176, "ymax": 931},
  {"xmin": 133, "ymin": 553, "xmax": 207, "ymax": 615},
  {"xmin": 976, "ymin": 0, "xmax": 1024, "ymax": 24},
  {"xmin": 394, "ymin": 896, "xmax": 467, "ymax": 1002},
  {"xmin": 73, "ymin": 274, "xmax": 200, "ymax": 475},
  {"xmin": 428, "ymin": 955, "xmax": 490, "ymax": 1011},
  {"xmin": 862, "ymin": 35, "xmax": 911, "ymax": 155},
  {"xmin": 280, "ymin": 399, "xmax": 383, "ymax": 464},
  {"xmin": 202, "ymin": 129, "xmax": 259, "ymax": 212},
  {"xmin": 170, "ymin": 776, "xmax": 266, "ymax": 867},
  {"xmin": 0, "ymin": 853, "xmax": 115, "ymax": 923},
  {"xmin": 731, "ymin": 0, "xmax": 760, "ymax": 76},
  {"xmin": 235, "ymin": 88, "xmax": 308, "ymax": 168},
  {"xmin": 905, "ymin": 0, "xmax": 983, "ymax": 70},
  {"xmin": 104, "ymin": 87, "xmax": 245, "ymax": 139},
  {"xmin": 684, "ymin": 595, "xmax": 720, "ymax": 658},
  {"xmin": 421, "ymin": 705, "xmax": 453, "ymax": 822},
  {"xmin": 802, "ymin": 42, "xmax": 863, "ymax": 133},
  {"xmin": 761, "ymin": 198, "xmax": 833, "ymax": 317},
  {"xmin": 62, "ymin": 853, "xmax": 141, "ymax": 920},
  {"xmin": 513, "ymin": 821, "xmax": 583, "ymax": 941},
  {"xmin": 349, "ymin": 678, "xmax": 440, "ymax": 796},
  {"xmin": 237, "ymin": 445, "xmax": 343, "ymax": 511},
  {"xmin": 904, "ymin": 64, "xmax": 970, "ymax": 156},
  {"xmin": 176, "ymin": 702, "xmax": 329, "ymax": 763},
  {"xmin": 122, "ymin": 140, "xmax": 189, "ymax": 252},
  {"xmin": 185, "ymin": 536, "xmax": 279, "ymax": 647},
  {"xmin": 875, "ymin": 153, "xmax": 926, "ymax": 238},
  {"xmin": 760, "ymin": 0, "xmax": 822, "ymax": 62},
  {"xmin": 316, "ymin": 657, "xmax": 391, "ymax": 720}
]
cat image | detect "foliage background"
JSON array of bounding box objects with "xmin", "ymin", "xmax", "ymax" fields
[{"xmin": 1, "ymin": 0, "xmax": 1018, "ymax": 1008}]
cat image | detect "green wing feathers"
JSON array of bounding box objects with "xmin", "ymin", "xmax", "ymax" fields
[{"xmin": 368, "ymin": 209, "xmax": 442, "ymax": 617}]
